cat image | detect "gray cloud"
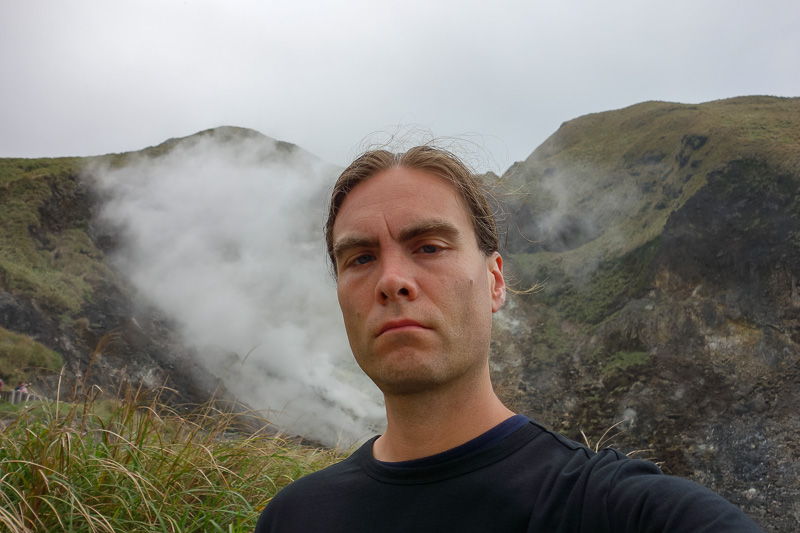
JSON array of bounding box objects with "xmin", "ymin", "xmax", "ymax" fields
[{"xmin": 1, "ymin": 0, "xmax": 797, "ymax": 171}]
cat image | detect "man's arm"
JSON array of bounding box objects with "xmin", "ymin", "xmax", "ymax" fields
[{"xmin": 599, "ymin": 452, "xmax": 764, "ymax": 532}]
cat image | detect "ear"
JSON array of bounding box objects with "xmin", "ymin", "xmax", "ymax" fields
[{"xmin": 487, "ymin": 252, "xmax": 506, "ymax": 313}]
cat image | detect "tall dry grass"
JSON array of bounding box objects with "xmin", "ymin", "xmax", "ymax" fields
[{"xmin": 0, "ymin": 380, "xmax": 342, "ymax": 532}]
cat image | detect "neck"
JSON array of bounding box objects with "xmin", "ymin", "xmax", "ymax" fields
[{"xmin": 372, "ymin": 367, "xmax": 514, "ymax": 462}]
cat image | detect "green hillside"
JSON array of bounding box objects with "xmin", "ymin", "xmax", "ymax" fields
[
  {"xmin": 0, "ymin": 157, "xmax": 108, "ymax": 314},
  {"xmin": 503, "ymin": 96, "xmax": 800, "ymax": 324}
]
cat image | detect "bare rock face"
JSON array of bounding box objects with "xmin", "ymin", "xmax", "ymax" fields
[{"xmin": 490, "ymin": 97, "xmax": 800, "ymax": 531}]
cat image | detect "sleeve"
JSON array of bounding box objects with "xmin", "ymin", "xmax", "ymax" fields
[{"xmin": 599, "ymin": 453, "xmax": 765, "ymax": 532}]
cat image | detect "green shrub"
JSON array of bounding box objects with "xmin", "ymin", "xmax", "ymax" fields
[
  {"xmin": 0, "ymin": 326, "xmax": 62, "ymax": 385},
  {"xmin": 601, "ymin": 350, "xmax": 650, "ymax": 376}
]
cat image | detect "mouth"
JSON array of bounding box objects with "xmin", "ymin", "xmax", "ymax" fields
[{"xmin": 378, "ymin": 319, "xmax": 428, "ymax": 336}]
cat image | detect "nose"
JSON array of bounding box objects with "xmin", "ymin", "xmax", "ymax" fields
[{"xmin": 375, "ymin": 252, "xmax": 418, "ymax": 304}]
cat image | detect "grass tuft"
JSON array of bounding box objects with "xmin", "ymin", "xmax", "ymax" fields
[{"xmin": 0, "ymin": 382, "xmax": 342, "ymax": 532}]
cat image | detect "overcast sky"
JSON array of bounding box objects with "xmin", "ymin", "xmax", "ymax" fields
[{"xmin": 2, "ymin": 0, "xmax": 797, "ymax": 172}]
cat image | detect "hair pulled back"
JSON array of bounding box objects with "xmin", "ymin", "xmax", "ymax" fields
[{"xmin": 325, "ymin": 145, "xmax": 498, "ymax": 275}]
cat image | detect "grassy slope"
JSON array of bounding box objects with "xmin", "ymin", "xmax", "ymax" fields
[
  {"xmin": 506, "ymin": 96, "xmax": 800, "ymax": 327},
  {"xmin": 0, "ymin": 129, "xmax": 343, "ymax": 532},
  {"xmin": 0, "ymin": 326, "xmax": 62, "ymax": 386},
  {"xmin": 0, "ymin": 127, "xmax": 306, "ymax": 313},
  {"xmin": 0, "ymin": 157, "xmax": 114, "ymax": 314}
]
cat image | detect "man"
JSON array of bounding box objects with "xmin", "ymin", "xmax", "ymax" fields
[{"xmin": 255, "ymin": 146, "xmax": 762, "ymax": 532}]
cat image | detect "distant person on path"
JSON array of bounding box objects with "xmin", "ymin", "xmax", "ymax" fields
[
  {"xmin": 255, "ymin": 145, "xmax": 763, "ymax": 532},
  {"xmin": 15, "ymin": 383, "xmax": 28, "ymax": 394}
]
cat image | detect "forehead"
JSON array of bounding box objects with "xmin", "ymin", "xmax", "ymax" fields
[{"xmin": 332, "ymin": 167, "xmax": 474, "ymax": 241}]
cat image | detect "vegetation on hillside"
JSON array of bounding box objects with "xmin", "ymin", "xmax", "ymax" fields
[
  {"xmin": 507, "ymin": 98, "xmax": 799, "ymax": 253},
  {"xmin": 493, "ymin": 96, "xmax": 800, "ymax": 459},
  {"xmin": 0, "ymin": 326, "xmax": 62, "ymax": 386},
  {"xmin": 503, "ymin": 96, "xmax": 800, "ymax": 326},
  {"xmin": 0, "ymin": 157, "xmax": 114, "ymax": 314},
  {"xmin": 0, "ymin": 127, "xmax": 316, "ymax": 319}
]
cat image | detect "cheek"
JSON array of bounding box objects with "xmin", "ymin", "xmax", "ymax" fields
[
  {"xmin": 453, "ymin": 267, "xmax": 493, "ymax": 314},
  {"xmin": 336, "ymin": 278, "xmax": 357, "ymax": 311},
  {"xmin": 338, "ymin": 286, "xmax": 367, "ymax": 332},
  {"xmin": 446, "ymin": 266, "xmax": 481, "ymax": 297}
]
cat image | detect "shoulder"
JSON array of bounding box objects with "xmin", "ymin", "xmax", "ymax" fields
[
  {"xmin": 254, "ymin": 444, "xmax": 368, "ymax": 532},
  {"xmin": 511, "ymin": 422, "xmax": 659, "ymax": 503},
  {"xmin": 517, "ymin": 420, "xmax": 643, "ymax": 479},
  {"xmin": 269, "ymin": 450, "xmax": 361, "ymax": 502}
]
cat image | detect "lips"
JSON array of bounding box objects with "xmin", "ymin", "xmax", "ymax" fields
[{"xmin": 378, "ymin": 319, "xmax": 428, "ymax": 336}]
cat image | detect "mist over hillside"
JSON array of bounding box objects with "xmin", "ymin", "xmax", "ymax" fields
[{"xmin": 89, "ymin": 128, "xmax": 385, "ymax": 444}]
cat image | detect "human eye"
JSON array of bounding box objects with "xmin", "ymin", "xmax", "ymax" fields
[
  {"xmin": 351, "ymin": 253, "xmax": 375, "ymax": 266},
  {"xmin": 419, "ymin": 244, "xmax": 440, "ymax": 254},
  {"xmin": 414, "ymin": 241, "xmax": 448, "ymax": 256}
]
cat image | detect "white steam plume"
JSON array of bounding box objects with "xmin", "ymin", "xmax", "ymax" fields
[{"xmin": 93, "ymin": 129, "xmax": 385, "ymax": 446}]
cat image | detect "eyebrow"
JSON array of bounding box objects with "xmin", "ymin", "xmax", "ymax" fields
[
  {"xmin": 397, "ymin": 219, "xmax": 461, "ymax": 244},
  {"xmin": 332, "ymin": 235, "xmax": 378, "ymax": 265},
  {"xmin": 332, "ymin": 219, "xmax": 462, "ymax": 265}
]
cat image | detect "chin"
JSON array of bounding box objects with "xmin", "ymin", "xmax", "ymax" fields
[
  {"xmin": 375, "ymin": 378, "xmax": 445, "ymax": 397},
  {"xmin": 364, "ymin": 364, "xmax": 443, "ymax": 395}
]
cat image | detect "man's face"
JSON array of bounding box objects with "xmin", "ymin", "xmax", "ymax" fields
[{"xmin": 332, "ymin": 167, "xmax": 505, "ymax": 396}]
